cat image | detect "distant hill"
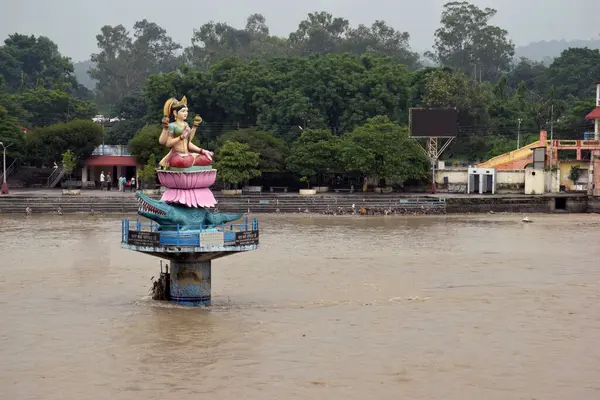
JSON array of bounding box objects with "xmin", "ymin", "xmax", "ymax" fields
[
  {"xmin": 73, "ymin": 60, "xmax": 96, "ymax": 90},
  {"xmin": 515, "ymin": 39, "xmax": 600, "ymax": 63}
]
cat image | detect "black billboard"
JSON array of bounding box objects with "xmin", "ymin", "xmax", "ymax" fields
[{"xmin": 409, "ymin": 108, "xmax": 458, "ymax": 137}]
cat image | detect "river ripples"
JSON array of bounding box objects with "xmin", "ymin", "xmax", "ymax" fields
[{"xmin": 1, "ymin": 213, "xmax": 600, "ymax": 399}]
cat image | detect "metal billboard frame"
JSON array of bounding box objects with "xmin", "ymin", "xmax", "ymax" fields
[{"xmin": 408, "ymin": 108, "xmax": 458, "ymax": 193}]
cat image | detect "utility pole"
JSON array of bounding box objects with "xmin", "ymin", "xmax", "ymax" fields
[
  {"xmin": 550, "ymin": 104, "xmax": 554, "ymax": 141},
  {"xmin": 517, "ymin": 118, "xmax": 522, "ymax": 149},
  {"xmin": 548, "ymin": 104, "xmax": 555, "ymax": 193}
]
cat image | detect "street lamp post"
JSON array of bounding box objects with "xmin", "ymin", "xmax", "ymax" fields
[
  {"xmin": 517, "ymin": 118, "xmax": 522, "ymax": 149},
  {"xmin": 0, "ymin": 141, "xmax": 8, "ymax": 194}
]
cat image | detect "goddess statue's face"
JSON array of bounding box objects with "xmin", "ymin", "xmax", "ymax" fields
[{"xmin": 174, "ymin": 107, "xmax": 188, "ymax": 120}]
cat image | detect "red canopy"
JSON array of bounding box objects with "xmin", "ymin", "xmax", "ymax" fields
[
  {"xmin": 585, "ymin": 106, "xmax": 600, "ymax": 120},
  {"xmin": 84, "ymin": 155, "xmax": 140, "ymax": 167}
]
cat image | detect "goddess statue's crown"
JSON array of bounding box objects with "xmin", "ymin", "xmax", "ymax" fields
[{"xmin": 163, "ymin": 96, "xmax": 188, "ymax": 117}]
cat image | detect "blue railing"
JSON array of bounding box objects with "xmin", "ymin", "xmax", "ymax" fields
[{"xmin": 121, "ymin": 216, "xmax": 259, "ymax": 247}]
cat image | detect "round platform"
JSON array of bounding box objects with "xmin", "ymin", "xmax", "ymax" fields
[{"xmin": 157, "ymin": 168, "xmax": 217, "ymax": 189}]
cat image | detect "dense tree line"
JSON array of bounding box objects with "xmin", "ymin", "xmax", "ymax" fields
[
  {"xmin": 1, "ymin": 1, "xmax": 599, "ymax": 186},
  {"xmin": 86, "ymin": 1, "xmax": 600, "ymax": 163},
  {"xmin": 0, "ymin": 33, "xmax": 98, "ymax": 165}
]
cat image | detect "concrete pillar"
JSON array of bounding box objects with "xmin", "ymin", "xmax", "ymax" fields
[
  {"xmin": 594, "ymin": 158, "xmax": 600, "ymax": 196},
  {"xmin": 82, "ymin": 167, "xmax": 88, "ymax": 183},
  {"xmin": 169, "ymin": 260, "xmax": 212, "ymax": 306},
  {"xmin": 477, "ymin": 173, "xmax": 487, "ymax": 194},
  {"xmin": 467, "ymin": 173, "xmax": 471, "ymax": 194}
]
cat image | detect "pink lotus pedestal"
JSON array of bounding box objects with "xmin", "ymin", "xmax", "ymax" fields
[{"xmin": 157, "ymin": 169, "xmax": 217, "ymax": 208}]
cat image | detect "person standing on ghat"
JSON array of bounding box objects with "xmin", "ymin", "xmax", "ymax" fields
[{"xmin": 100, "ymin": 170, "xmax": 105, "ymax": 190}]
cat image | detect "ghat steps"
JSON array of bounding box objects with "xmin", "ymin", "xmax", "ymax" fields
[
  {"xmin": 0, "ymin": 192, "xmax": 586, "ymax": 215},
  {"xmin": 0, "ymin": 193, "xmax": 446, "ymax": 214}
]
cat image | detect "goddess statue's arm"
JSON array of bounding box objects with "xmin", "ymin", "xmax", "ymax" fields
[
  {"xmin": 159, "ymin": 118, "xmax": 182, "ymax": 148},
  {"xmin": 189, "ymin": 141, "xmax": 213, "ymax": 159},
  {"xmin": 189, "ymin": 115, "xmax": 202, "ymax": 143},
  {"xmin": 188, "ymin": 116, "xmax": 213, "ymax": 158}
]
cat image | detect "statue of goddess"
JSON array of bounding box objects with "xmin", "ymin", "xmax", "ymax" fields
[{"xmin": 158, "ymin": 96, "xmax": 214, "ymax": 169}]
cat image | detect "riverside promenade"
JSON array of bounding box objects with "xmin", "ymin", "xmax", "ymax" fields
[{"xmin": 0, "ymin": 188, "xmax": 591, "ymax": 214}]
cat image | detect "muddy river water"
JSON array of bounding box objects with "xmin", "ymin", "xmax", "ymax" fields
[{"xmin": 1, "ymin": 213, "xmax": 600, "ymax": 399}]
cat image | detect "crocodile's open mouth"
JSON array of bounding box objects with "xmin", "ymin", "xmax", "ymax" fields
[{"xmin": 137, "ymin": 196, "xmax": 166, "ymax": 216}]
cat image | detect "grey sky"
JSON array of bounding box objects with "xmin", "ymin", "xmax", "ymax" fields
[{"xmin": 1, "ymin": 0, "xmax": 599, "ymax": 61}]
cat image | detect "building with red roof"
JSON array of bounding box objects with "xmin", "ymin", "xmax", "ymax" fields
[{"xmin": 80, "ymin": 145, "xmax": 141, "ymax": 187}]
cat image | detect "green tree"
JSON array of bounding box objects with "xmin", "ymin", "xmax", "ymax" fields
[
  {"xmin": 547, "ymin": 47, "xmax": 600, "ymax": 99},
  {"xmin": 184, "ymin": 14, "xmax": 290, "ymax": 69},
  {"xmin": 569, "ymin": 165, "xmax": 581, "ymax": 186},
  {"xmin": 289, "ymin": 11, "xmax": 350, "ymax": 55},
  {"xmin": 427, "ymin": 1, "xmax": 515, "ymax": 82},
  {"xmin": 422, "ymin": 68, "xmax": 491, "ymax": 124},
  {"xmin": 61, "ymin": 149, "xmax": 77, "ymax": 179},
  {"xmin": 128, "ymin": 125, "xmax": 167, "ymax": 165},
  {"xmin": 181, "ymin": 11, "xmax": 421, "ymax": 70},
  {"xmin": 106, "ymin": 94, "xmax": 149, "ymax": 144},
  {"xmin": 285, "ymin": 129, "xmax": 341, "ymax": 186},
  {"xmin": 507, "ymin": 57, "xmax": 548, "ymax": 92},
  {"xmin": 209, "ymin": 58, "xmax": 268, "ymax": 127},
  {"xmin": 0, "ymin": 33, "xmax": 95, "ymax": 129},
  {"xmin": 555, "ymin": 97, "xmax": 596, "ymax": 136},
  {"xmin": 26, "ymin": 120, "xmax": 103, "ymax": 167},
  {"xmin": 487, "ymin": 77, "xmax": 534, "ymax": 143},
  {"xmin": 142, "ymin": 53, "xmax": 414, "ymax": 139},
  {"xmin": 261, "ymin": 54, "xmax": 412, "ymax": 134},
  {"xmin": 0, "ymin": 105, "xmax": 26, "ymax": 163},
  {"xmin": 106, "ymin": 119, "xmax": 145, "ymax": 145},
  {"xmin": 421, "ymin": 68, "xmax": 491, "ymax": 159},
  {"xmin": 340, "ymin": 115, "xmax": 428, "ymax": 187},
  {"xmin": 214, "ymin": 141, "xmax": 261, "ymax": 188},
  {"xmin": 90, "ymin": 20, "xmax": 181, "ymax": 108},
  {"xmin": 137, "ymin": 153, "xmax": 158, "ymax": 189},
  {"xmin": 0, "ymin": 34, "xmax": 80, "ymax": 94},
  {"xmin": 12, "ymin": 87, "xmax": 97, "ymax": 127},
  {"xmin": 342, "ymin": 20, "xmax": 420, "ymax": 68},
  {"xmin": 217, "ymin": 127, "xmax": 288, "ymax": 171}
]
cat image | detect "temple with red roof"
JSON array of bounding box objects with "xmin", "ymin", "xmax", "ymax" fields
[{"xmin": 80, "ymin": 145, "xmax": 141, "ymax": 187}]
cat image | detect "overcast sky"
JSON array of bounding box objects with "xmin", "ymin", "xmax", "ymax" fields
[{"xmin": 1, "ymin": 0, "xmax": 599, "ymax": 61}]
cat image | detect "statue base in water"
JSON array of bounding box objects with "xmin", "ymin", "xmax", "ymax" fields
[
  {"xmin": 169, "ymin": 260, "xmax": 212, "ymax": 306},
  {"xmin": 121, "ymin": 215, "xmax": 259, "ymax": 307}
]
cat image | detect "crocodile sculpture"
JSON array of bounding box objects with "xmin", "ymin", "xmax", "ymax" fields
[{"xmin": 136, "ymin": 192, "xmax": 243, "ymax": 231}]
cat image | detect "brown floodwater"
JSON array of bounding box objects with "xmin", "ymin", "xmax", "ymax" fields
[{"xmin": 1, "ymin": 213, "xmax": 600, "ymax": 399}]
